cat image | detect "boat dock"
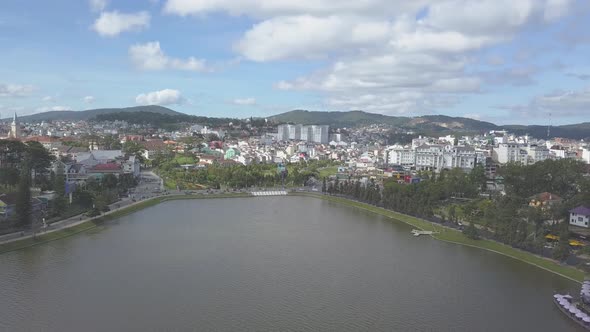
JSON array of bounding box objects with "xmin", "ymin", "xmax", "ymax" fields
[
  {"xmin": 252, "ymin": 191, "xmax": 288, "ymax": 196},
  {"xmin": 411, "ymin": 229, "xmax": 438, "ymax": 236}
]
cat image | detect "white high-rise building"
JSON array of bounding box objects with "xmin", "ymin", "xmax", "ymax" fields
[
  {"xmin": 494, "ymin": 143, "xmax": 529, "ymax": 164},
  {"xmin": 582, "ymin": 147, "xmax": 590, "ymax": 164},
  {"xmin": 277, "ymin": 124, "xmax": 329, "ymax": 144},
  {"xmin": 386, "ymin": 147, "xmax": 415, "ymax": 166},
  {"xmin": 526, "ymin": 145, "xmax": 550, "ymax": 163}
]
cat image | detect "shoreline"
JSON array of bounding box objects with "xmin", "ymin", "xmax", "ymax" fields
[
  {"xmin": 0, "ymin": 191, "xmax": 584, "ymax": 284},
  {"xmin": 0, "ymin": 193, "xmax": 252, "ymax": 254},
  {"xmin": 292, "ymin": 192, "xmax": 585, "ymax": 284}
]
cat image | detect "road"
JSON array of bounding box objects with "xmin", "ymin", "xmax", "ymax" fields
[{"xmin": 0, "ymin": 171, "xmax": 167, "ymax": 245}]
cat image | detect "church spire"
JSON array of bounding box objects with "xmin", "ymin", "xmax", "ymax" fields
[{"xmin": 12, "ymin": 112, "xmax": 17, "ymax": 124}]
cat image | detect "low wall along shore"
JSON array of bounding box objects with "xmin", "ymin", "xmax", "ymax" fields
[{"xmin": 0, "ymin": 191, "xmax": 584, "ymax": 283}]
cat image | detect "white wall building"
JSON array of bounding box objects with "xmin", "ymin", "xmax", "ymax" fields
[
  {"xmin": 526, "ymin": 145, "xmax": 549, "ymax": 164},
  {"xmin": 570, "ymin": 207, "xmax": 590, "ymax": 228},
  {"xmin": 582, "ymin": 147, "xmax": 590, "ymax": 164},
  {"xmin": 386, "ymin": 147, "xmax": 415, "ymax": 166},
  {"xmin": 495, "ymin": 143, "xmax": 529, "ymax": 164}
]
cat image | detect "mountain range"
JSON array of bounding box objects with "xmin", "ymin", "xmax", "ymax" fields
[
  {"xmin": 270, "ymin": 110, "xmax": 590, "ymax": 140},
  {"xmin": 7, "ymin": 105, "xmax": 182, "ymax": 122},
  {"xmin": 3, "ymin": 106, "xmax": 589, "ymax": 140}
]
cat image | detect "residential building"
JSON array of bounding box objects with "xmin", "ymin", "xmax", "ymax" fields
[
  {"xmin": 526, "ymin": 145, "xmax": 549, "ymax": 164},
  {"xmin": 570, "ymin": 206, "xmax": 590, "ymax": 228},
  {"xmin": 385, "ymin": 147, "xmax": 415, "ymax": 167},
  {"xmin": 494, "ymin": 143, "xmax": 529, "ymax": 164}
]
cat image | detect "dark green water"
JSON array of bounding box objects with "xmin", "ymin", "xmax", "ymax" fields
[{"xmin": 0, "ymin": 197, "xmax": 582, "ymax": 331}]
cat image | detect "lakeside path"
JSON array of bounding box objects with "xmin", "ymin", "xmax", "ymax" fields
[
  {"xmin": 1, "ymin": 190, "xmax": 585, "ymax": 284},
  {"xmin": 291, "ymin": 192, "xmax": 585, "ymax": 283},
  {"xmin": 0, "ymin": 193, "xmax": 251, "ymax": 254}
]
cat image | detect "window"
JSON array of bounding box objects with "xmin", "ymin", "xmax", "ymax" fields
[{"xmin": 579, "ymin": 217, "xmax": 584, "ymax": 222}]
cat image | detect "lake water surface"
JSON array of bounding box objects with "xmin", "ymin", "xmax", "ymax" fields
[{"xmin": 0, "ymin": 196, "xmax": 582, "ymax": 331}]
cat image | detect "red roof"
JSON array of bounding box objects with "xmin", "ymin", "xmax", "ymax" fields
[{"xmin": 92, "ymin": 163, "xmax": 121, "ymax": 171}]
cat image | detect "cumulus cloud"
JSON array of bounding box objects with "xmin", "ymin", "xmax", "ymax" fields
[
  {"xmin": 89, "ymin": 0, "xmax": 108, "ymax": 12},
  {"xmin": 0, "ymin": 83, "xmax": 35, "ymax": 97},
  {"xmin": 129, "ymin": 41, "xmax": 209, "ymax": 72},
  {"xmin": 498, "ymin": 86, "xmax": 590, "ymax": 118},
  {"xmin": 136, "ymin": 89, "xmax": 183, "ymax": 106},
  {"xmin": 163, "ymin": 0, "xmax": 429, "ymax": 18},
  {"xmin": 35, "ymin": 106, "xmax": 72, "ymax": 113},
  {"xmin": 83, "ymin": 96, "xmax": 96, "ymax": 104},
  {"xmin": 232, "ymin": 97, "xmax": 256, "ymax": 105},
  {"xmin": 164, "ymin": 0, "xmax": 577, "ymax": 115},
  {"xmin": 92, "ymin": 11, "xmax": 150, "ymax": 37},
  {"xmin": 566, "ymin": 72, "xmax": 590, "ymax": 80}
]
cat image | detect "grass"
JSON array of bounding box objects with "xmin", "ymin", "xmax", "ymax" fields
[
  {"xmin": 292, "ymin": 192, "xmax": 585, "ymax": 283},
  {"xmin": 318, "ymin": 166, "xmax": 340, "ymax": 178}
]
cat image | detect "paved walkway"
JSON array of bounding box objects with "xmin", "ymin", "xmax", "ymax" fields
[
  {"xmin": 0, "ymin": 171, "xmax": 167, "ymax": 246},
  {"xmin": 0, "ymin": 195, "xmax": 160, "ymax": 246}
]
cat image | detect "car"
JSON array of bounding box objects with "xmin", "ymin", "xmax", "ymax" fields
[{"xmin": 311, "ymin": 188, "xmax": 319, "ymax": 192}]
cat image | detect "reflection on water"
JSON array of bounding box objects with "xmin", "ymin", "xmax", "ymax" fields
[{"xmin": 0, "ymin": 197, "xmax": 582, "ymax": 331}]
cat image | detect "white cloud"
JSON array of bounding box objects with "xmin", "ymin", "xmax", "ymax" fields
[
  {"xmin": 89, "ymin": 0, "xmax": 108, "ymax": 12},
  {"xmin": 83, "ymin": 96, "xmax": 96, "ymax": 104},
  {"xmin": 498, "ymin": 86, "xmax": 590, "ymax": 118},
  {"xmin": 235, "ymin": 16, "xmax": 392, "ymax": 61},
  {"xmin": 92, "ymin": 11, "xmax": 150, "ymax": 37},
  {"xmin": 35, "ymin": 106, "xmax": 72, "ymax": 113},
  {"xmin": 0, "ymin": 83, "xmax": 35, "ymax": 97},
  {"xmin": 42, "ymin": 95, "xmax": 55, "ymax": 102},
  {"xmin": 129, "ymin": 41, "xmax": 209, "ymax": 72},
  {"xmin": 164, "ymin": 0, "xmax": 577, "ymax": 115},
  {"xmin": 232, "ymin": 97, "xmax": 256, "ymax": 105},
  {"xmin": 135, "ymin": 89, "xmax": 183, "ymax": 105},
  {"xmin": 163, "ymin": 0, "xmax": 429, "ymax": 18}
]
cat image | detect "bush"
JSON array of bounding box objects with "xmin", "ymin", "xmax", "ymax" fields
[{"xmin": 463, "ymin": 222, "xmax": 480, "ymax": 240}]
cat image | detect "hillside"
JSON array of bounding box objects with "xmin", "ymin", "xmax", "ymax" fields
[
  {"xmin": 270, "ymin": 110, "xmax": 589, "ymax": 139},
  {"xmin": 15, "ymin": 105, "xmax": 182, "ymax": 122},
  {"xmin": 503, "ymin": 123, "xmax": 590, "ymax": 140},
  {"xmin": 269, "ymin": 110, "xmax": 410, "ymax": 127},
  {"xmin": 270, "ymin": 110, "xmax": 498, "ymax": 133}
]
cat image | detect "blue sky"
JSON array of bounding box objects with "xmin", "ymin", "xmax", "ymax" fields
[{"xmin": 0, "ymin": 0, "xmax": 589, "ymax": 125}]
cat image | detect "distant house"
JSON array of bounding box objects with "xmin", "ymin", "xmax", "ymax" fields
[
  {"xmin": 529, "ymin": 192, "xmax": 562, "ymax": 209},
  {"xmin": 570, "ymin": 206, "xmax": 590, "ymax": 228},
  {"xmin": 0, "ymin": 193, "xmax": 46, "ymax": 221}
]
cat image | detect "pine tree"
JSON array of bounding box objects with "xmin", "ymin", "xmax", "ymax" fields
[{"xmin": 15, "ymin": 163, "xmax": 32, "ymax": 228}]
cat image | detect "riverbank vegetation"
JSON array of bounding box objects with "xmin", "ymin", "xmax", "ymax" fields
[
  {"xmin": 294, "ymin": 192, "xmax": 584, "ymax": 282},
  {"xmin": 322, "ymin": 159, "xmax": 590, "ymax": 270},
  {"xmin": 0, "ymin": 192, "xmax": 251, "ymax": 254},
  {"xmin": 155, "ymin": 155, "xmax": 338, "ymax": 190}
]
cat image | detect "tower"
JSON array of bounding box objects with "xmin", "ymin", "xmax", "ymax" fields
[{"xmin": 9, "ymin": 112, "xmax": 20, "ymax": 139}]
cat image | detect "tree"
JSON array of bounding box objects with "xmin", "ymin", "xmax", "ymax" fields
[
  {"xmin": 25, "ymin": 141, "xmax": 54, "ymax": 184},
  {"xmin": 102, "ymin": 174, "xmax": 118, "ymax": 189},
  {"xmin": 553, "ymin": 224, "xmax": 571, "ymax": 262},
  {"xmin": 15, "ymin": 163, "xmax": 32, "ymax": 228},
  {"xmin": 52, "ymin": 169, "xmax": 67, "ymax": 216},
  {"xmin": 123, "ymin": 141, "xmax": 145, "ymax": 164},
  {"xmin": 322, "ymin": 177, "xmax": 327, "ymax": 193},
  {"xmin": 463, "ymin": 222, "xmax": 480, "ymax": 240}
]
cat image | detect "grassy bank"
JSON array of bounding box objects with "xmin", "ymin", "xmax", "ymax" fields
[
  {"xmin": 292, "ymin": 192, "xmax": 585, "ymax": 283},
  {"xmin": 0, "ymin": 193, "xmax": 252, "ymax": 254}
]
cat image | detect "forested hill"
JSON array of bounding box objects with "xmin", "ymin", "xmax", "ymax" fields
[
  {"xmin": 270, "ymin": 110, "xmax": 590, "ymax": 139},
  {"xmin": 92, "ymin": 111, "xmax": 238, "ymax": 128},
  {"xmin": 269, "ymin": 110, "xmax": 498, "ymax": 131},
  {"xmin": 15, "ymin": 105, "xmax": 182, "ymax": 122}
]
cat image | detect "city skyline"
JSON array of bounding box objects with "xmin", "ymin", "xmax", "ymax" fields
[{"xmin": 0, "ymin": 0, "xmax": 589, "ymax": 125}]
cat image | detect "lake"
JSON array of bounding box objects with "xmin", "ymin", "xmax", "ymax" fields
[{"xmin": 0, "ymin": 196, "xmax": 582, "ymax": 331}]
